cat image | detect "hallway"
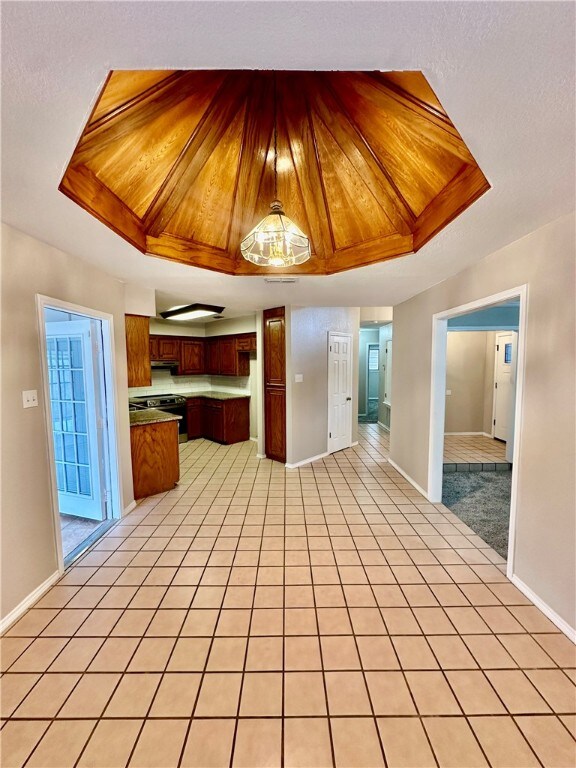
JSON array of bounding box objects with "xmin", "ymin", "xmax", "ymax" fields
[{"xmin": 1, "ymin": 424, "xmax": 574, "ymax": 767}]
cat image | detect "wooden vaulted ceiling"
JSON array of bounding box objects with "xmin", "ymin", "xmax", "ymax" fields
[{"xmin": 60, "ymin": 70, "xmax": 490, "ymax": 275}]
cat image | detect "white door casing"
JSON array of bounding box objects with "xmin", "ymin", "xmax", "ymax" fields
[
  {"xmin": 328, "ymin": 332, "xmax": 353, "ymax": 454},
  {"xmin": 384, "ymin": 340, "xmax": 393, "ymax": 406},
  {"xmin": 493, "ymin": 332, "xmax": 515, "ymax": 442},
  {"xmin": 45, "ymin": 319, "xmax": 107, "ymax": 521}
]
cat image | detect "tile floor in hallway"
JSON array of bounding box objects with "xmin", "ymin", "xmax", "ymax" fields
[
  {"xmin": 1, "ymin": 424, "xmax": 575, "ymax": 768},
  {"xmin": 444, "ymin": 434, "xmax": 508, "ymax": 464}
]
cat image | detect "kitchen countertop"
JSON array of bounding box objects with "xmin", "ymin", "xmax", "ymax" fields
[
  {"xmin": 178, "ymin": 390, "xmax": 250, "ymax": 401},
  {"xmin": 130, "ymin": 409, "xmax": 183, "ymax": 427}
]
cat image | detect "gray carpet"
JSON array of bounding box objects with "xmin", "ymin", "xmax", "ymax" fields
[{"xmin": 442, "ymin": 471, "xmax": 512, "ymax": 559}]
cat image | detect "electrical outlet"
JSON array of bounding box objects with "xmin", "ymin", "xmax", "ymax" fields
[
  {"xmin": 446, "ymin": 389, "xmax": 452, "ymax": 396},
  {"xmin": 294, "ymin": 373, "xmax": 304, "ymax": 383},
  {"xmin": 22, "ymin": 390, "xmax": 39, "ymax": 408}
]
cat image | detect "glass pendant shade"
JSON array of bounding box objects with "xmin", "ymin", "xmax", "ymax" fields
[{"xmin": 240, "ymin": 200, "xmax": 311, "ymax": 267}]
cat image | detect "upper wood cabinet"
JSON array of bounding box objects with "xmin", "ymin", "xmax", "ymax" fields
[
  {"xmin": 151, "ymin": 336, "xmax": 181, "ymax": 361},
  {"xmin": 205, "ymin": 339, "xmax": 220, "ymax": 375},
  {"xmin": 181, "ymin": 339, "xmax": 205, "ymax": 375},
  {"xmin": 125, "ymin": 314, "xmax": 151, "ymax": 388},
  {"xmin": 146, "ymin": 331, "xmax": 255, "ymax": 376}
]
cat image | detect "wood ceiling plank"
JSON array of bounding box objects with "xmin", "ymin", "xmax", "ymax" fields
[
  {"xmin": 88, "ymin": 70, "xmax": 177, "ymax": 127},
  {"xmin": 59, "ymin": 164, "xmax": 146, "ymax": 251},
  {"xmin": 280, "ymin": 75, "xmax": 333, "ymax": 268},
  {"xmin": 364, "ymin": 72, "xmax": 476, "ymax": 165},
  {"xmin": 313, "ymin": 74, "xmax": 415, "ymax": 237},
  {"xmin": 413, "ymin": 164, "xmax": 490, "ymax": 251},
  {"xmin": 227, "ymin": 75, "xmax": 275, "ymax": 264},
  {"xmin": 74, "ymin": 71, "xmax": 224, "ymax": 166},
  {"xmin": 142, "ymin": 72, "xmax": 254, "ymax": 238}
]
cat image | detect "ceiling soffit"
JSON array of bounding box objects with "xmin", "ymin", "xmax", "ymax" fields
[{"xmin": 60, "ymin": 69, "xmax": 490, "ymax": 275}]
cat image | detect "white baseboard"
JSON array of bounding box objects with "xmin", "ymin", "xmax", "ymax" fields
[
  {"xmin": 350, "ymin": 441, "xmax": 358, "ymax": 447},
  {"xmin": 387, "ymin": 458, "xmax": 431, "ymax": 501},
  {"xmin": 123, "ymin": 500, "xmax": 137, "ymax": 516},
  {"xmin": 256, "ymin": 453, "xmax": 266, "ymax": 459},
  {"xmin": 445, "ymin": 431, "xmax": 484, "ymax": 436},
  {"xmin": 511, "ymin": 575, "xmax": 576, "ymax": 643},
  {"xmin": 285, "ymin": 451, "xmax": 329, "ymax": 469},
  {"xmin": 377, "ymin": 421, "xmax": 390, "ymax": 432},
  {"xmin": 0, "ymin": 570, "xmax": 61, "ymax": 635},
  {"xmin": 249, "ymin": 437, "xmax": 258, "ymax": 442}
]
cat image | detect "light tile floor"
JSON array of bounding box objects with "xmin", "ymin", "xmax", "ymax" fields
[
  {"xmin": 1, "ymin": 425, "xmax": 575, "ymax": 768},
  {"xmin": 444, "ymin": 434, "xmax": 508, "ymax": 464}
]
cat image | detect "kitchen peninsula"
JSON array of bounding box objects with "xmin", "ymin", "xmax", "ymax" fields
[{"xmin": 129, "ymin": 409, "xmax": 181, "ymax": 499}]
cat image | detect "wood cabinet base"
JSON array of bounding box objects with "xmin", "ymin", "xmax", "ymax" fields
[{"xmin": 130, "ymin": 420, "xmax": 180, "ymax": 499}]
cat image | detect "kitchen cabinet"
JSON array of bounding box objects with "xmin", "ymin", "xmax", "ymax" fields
[
  {"xmin": 264, "ymin": 307, "xmax": 286, "ymax": 463},
  {"xmin": 181, "ymin": 339, "xmax": 205, "ymax": 375},
  {"xmin": 206, "ymin": 338, "xmax": 220, "ymax": 375},
  {"xmin": 151, "ymin": 335, "xmax": 181, "ymax": 361},
  {"xmin": 130, "ymin": 419, "xmax": 180, "ymax": 498},
  {"xmin": 186, "ymin": 396, "xmax": 250, "ymax": 444},
  {"xmin": 236, "ymin": 334, "xmax": 257, "ymax": 352},
  {"xmin": 219, "ymin": 337, "xmax": 238, "ymax": 375},
  {"xmin": 125, "ymin": 314, "xmax": 151, "ymax": 387},
  {"xmin": 186, "ymin": 398, "xmax": 203, "ymax": 439}
]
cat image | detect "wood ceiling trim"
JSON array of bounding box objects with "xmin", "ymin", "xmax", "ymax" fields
[
  {"xmin": 327, "ymin": 233, "xmax": 414, "ymax": 274},
  {"xmin": 143, "ymin": 72, "xmax": 253, "ymax": 238},
  {"xmin": 146, "ymin": 233, "xmax": 233, "ymax": 273},
  {"xmin": 413, "ymin": 164, "xmax": 490, "ymax": 251},
  {"xmin": 59, "ymin": 164, "xmax": 146, "ymax": 251}
]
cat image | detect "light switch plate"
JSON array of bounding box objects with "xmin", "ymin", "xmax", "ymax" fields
[
  {"xmin": 22, "ymin": 390, "xmax": 39, "ymax": 408},
  {"xmin": 294, "ymin": 374, "xmax": 304, "ymax": 383}
]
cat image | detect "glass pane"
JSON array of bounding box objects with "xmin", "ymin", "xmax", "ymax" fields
[
  {"xmin": 63, "ymin": 434, "xmax": 76, "ymax": 462},
  {"xmin": 504, "ymin": 343, "xmax": 512, "ymax": 364},
  {"xmin": 61, "ymin": 402, "xmax": 75, "ymax": 432},
  {"xmin": 56, "ymin": 462, "xmax": 66, "ymax": 492},
  {"xmin": 368, "ymin": 348, "xmax": 379, "ymax": 371},
  {"xmin": 76, "ymin": 434, "xmax": 89, "ymax": 465},
  {"xmin": 57, "ymin": 339, "xmax": 70, "ymax": 368},
  {"xmin": 64, "ymin": 463, "xmax": 78, "ymax": 494},
  {"xmin": 78, "ymin": 465, "xmax": 91, "ymax": 496},
  {"xmin": 74, "ymin": 403, "xmax": 87, "ymax": 434},
  {"xmin": 70, "ymin": 339, "xmax": 83, "ymax": 368},
  {"xmin": 54, "ymin": 433, "xmax": 64, "ymax": 462},
  {"xmin": 51, "ymin": 401, "xmax": 62, "ymax": 431},
  {"xmin": 72, "ymin": 370, "xmax": 85, "ymax": 401}
]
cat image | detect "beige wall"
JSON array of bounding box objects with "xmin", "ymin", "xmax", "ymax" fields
[
  {"xmin": 1, "ymin": 224, "xmax": 134, "ymax": 621},
  {"xmin": 483, "ymin": 332, "xmax": 496, "ymax": 434},
  {"xmin": 391, "ymin": 213, "xmax": 576, "ymax": 630},
  {"xmin": 287, "ymin": 307, "xmax": 360, "ymax": 465},
  {"xmin": 445, "ymin": 331, "xmax": 491, "ymax": 433}
]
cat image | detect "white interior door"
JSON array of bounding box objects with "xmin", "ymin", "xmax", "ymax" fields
[
  {"xmin": 328, "ymin": 332, "xmax": 353, "ymax": 454},
  {"xmin": 493, "ymin": 332, "xmax": 514, "ymax": 442},
  {"xmin": 383, "ymin": 340, "xmax": 393, "ymax": 406},
  {"xmin": 46, "ymin": 320, "xmax": 106, "ymax": 521}
]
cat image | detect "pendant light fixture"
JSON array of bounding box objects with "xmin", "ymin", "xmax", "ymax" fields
[{"xmin": 240, "ymin": 74, "xmax": 311, "ymax": 268}]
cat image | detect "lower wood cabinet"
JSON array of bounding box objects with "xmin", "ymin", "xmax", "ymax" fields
[
  {"xmin": 186, "ymin": 396, "xmax": 249, "ymax": 444},
  {"xmin": 130, "ymin": 420, "xmax": 180, "ymax": 499}
]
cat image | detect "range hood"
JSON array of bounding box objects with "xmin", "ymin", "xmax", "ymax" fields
[{"xmin": 151, "ymin": 360, "xmax": 179, "ymax": 372}]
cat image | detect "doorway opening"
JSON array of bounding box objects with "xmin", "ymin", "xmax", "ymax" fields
[
  {"xmin": 38, "ymin": 298, "xmax": 121, "ymax": 567},
  {"xmin": 429, "ymin": 287, "xmax": 526, "ymax": 575}
]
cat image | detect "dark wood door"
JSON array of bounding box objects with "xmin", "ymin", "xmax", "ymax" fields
[
  {"xmin": 206, "ymin": 339, "xmax": 220, "ymax": 374},
  {"xmin": 157, "ymin": 337, "xmax": 181, "ymax": 361},
  {"xmin": 186, "ymin": 399, "xmax": 203, "ymax": 439},
  {"xmin": 263, "ymin": 307, "xmax": 286, "ymax": 463},
  {"xmin": 125, "ymin": 314, "xmax": 151, "ymax": 387},
  {"xmin": 219, "ymin": 338, "xmax": 237, "ymax": 375},
  {"xmin": 181, "ymin": 340, "xmax": 205, "ymax": 374}
]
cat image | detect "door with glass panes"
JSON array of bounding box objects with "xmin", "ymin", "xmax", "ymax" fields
[{"xmin": 46, "ymin": 320, "xmax": 106, "ymax": 520}]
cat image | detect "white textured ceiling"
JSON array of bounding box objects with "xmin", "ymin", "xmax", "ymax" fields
[{"xmin": 1, "ymin": 1, "xmax": 574, "ymax": 311}]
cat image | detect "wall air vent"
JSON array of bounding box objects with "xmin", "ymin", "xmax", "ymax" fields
[{"xmin": 264, "ymin": 277, "xmax": 299, "ymax": 284}]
